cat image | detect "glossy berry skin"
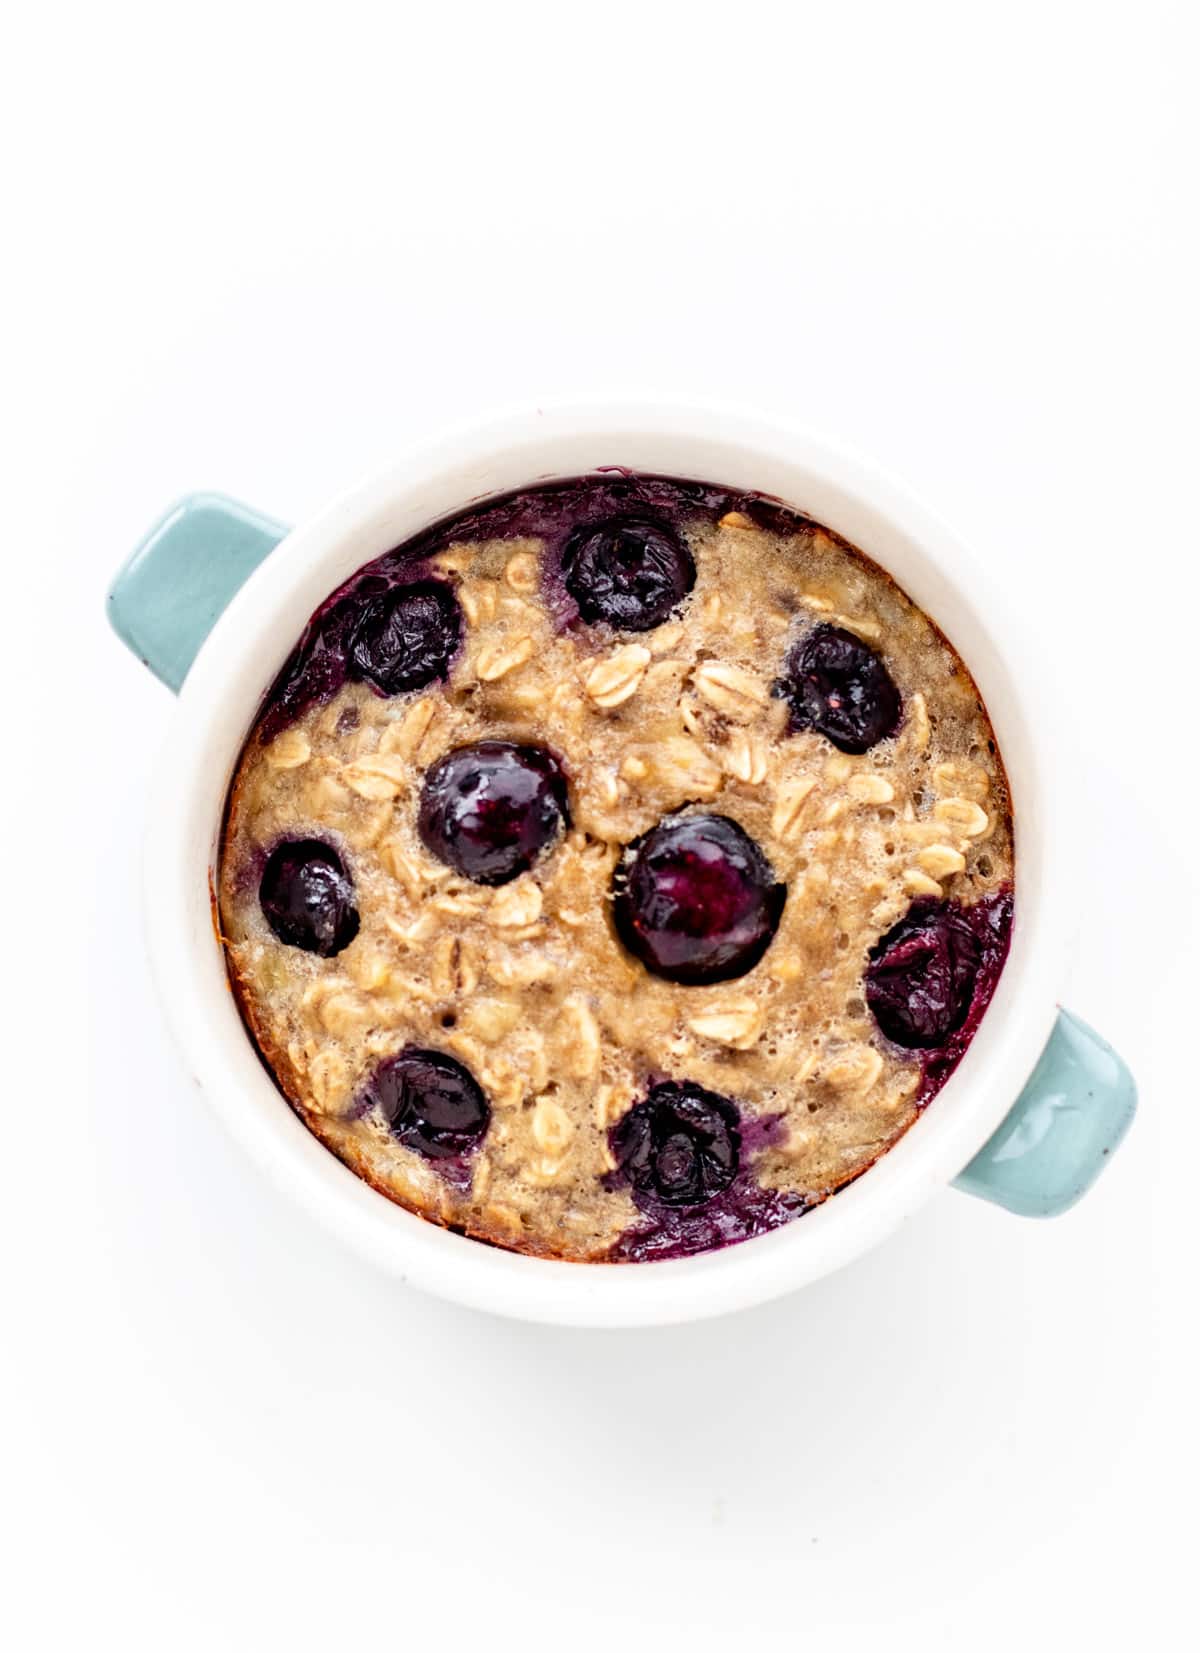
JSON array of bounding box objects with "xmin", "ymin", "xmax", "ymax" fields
[
  {"xmin": 864, "ymin": 897, "xmax": 982, "ymax": 1048},
  {"xmin": 417, "ymin": 740, "xmax": 571, "ymax": 886},
  {"xmin": 259, "ymin": 839, "xmax": 359, "ymax": 956},
  {"xmin": 347, "ymin": 580, "xmax": 462, "ymax": 696},
  {"xmin": 611, "ymin": 1082, "xmax": 741, "ymax": 1210},
  {"xmin": 364, "ymin": 1047, "xmax": 490, "ymax": 1160},
  {"xmin": 561, "ymin": 518, "xmax": 695, "ymax": 631},
  {"xmin": 612, "ymin": 812, "xmax": 786, "ymax": 984},
  {"xmin": 777, "ymin": 623, "xmax": 902, "ymax": 754}
]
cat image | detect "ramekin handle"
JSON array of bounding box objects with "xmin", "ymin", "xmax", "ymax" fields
[
  {"xmin": 107, "ymin": 492, "xmax": 289, "ymax": 692},
  {"xmin": 954, "ymin": 1009, "xmax": 1136, "ymax": 1216}
]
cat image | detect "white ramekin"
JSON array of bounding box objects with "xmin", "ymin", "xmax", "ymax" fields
[{"xmin": 112, "ymin": 400, "xmax": 1134, "ymax": 1326}]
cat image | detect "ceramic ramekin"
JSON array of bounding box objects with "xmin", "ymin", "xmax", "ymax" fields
[{"xmin": 108, "ymin": 400, "xmax": 1136, "ymax": 1327}]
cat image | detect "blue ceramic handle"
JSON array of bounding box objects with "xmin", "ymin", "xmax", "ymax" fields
[
  {"xmin": 954, "ymin": 1009, "xmax": 1136, "ymax": 1216},
  {"xmin": 107, "ymin": 492, "xmax": 290, "ymax": 692}
]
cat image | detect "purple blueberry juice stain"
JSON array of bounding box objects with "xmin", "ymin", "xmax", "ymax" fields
[
  {"xmin": 608, "ymin": 1184, "xmax": 811, "ymax": 1263},
  {"xmin": 606, "ymin": 1090, "xmax": 808, "ymax": 1262}
]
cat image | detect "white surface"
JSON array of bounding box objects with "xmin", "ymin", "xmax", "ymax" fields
[
  {"xmin": 145, "ymin": 402, "xmax": 1067, "ymax": 1326},
  {"xmin": 4, "ymin": 0, "xmax": 1197, "ymax": 1647}
]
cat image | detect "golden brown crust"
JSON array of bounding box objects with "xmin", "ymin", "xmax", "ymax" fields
[{"xmin": 216, "ymin": 500, "xmax": 1014, "ymax": 1261}]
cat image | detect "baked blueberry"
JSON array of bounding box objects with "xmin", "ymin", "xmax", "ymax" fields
[
  {"xmin": 777, "ymin": 623, "xmax": 902, "ymax": 754},
  {"xmin": 364, "ymin": 1047, "xmax": 490, "ymax": 1160},
  {"xmin": 612, "ymin": 812, "xmax": 786, "ymax": 984},
  {"xmin": 561, "ymin": 518, "xmax": 695, "ymax": 631},
  {"xmin": 417, "ymin": 740, "xmax": 570, "ymax": 886},
  {"xmin": 611, "ymin": 1082, "xmax": 741, "ymax": 1209},
  {"xmin": 348, "ymin": 580, "xmax": 462, "ymax": 695},
  {"xmin": 864, "ymin": 897, "xmax": 982, "ymax": 1048},
  {"xmin": 259, "ymin": 839, "xmax": 360, "ymax": 956}
]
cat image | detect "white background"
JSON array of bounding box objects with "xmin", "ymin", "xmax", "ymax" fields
[{"xmin": 4, "ymin": 2, "xmax": 1198, "ymax": 1648}]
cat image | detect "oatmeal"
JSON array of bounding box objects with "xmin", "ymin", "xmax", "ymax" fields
[{"xmin": 218, "ymin": 476, "xmax": 1014, "ymax": 1262}]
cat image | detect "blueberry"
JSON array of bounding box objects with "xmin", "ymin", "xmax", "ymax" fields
[
  {"xmin": 864, "ymin": 897, "xmax": 982, "ymax": 1048},
  {"xmin": 561, "ymin": 518, "xmax": 695, "ymax": 631},
  {"xmin": 612, "ymin": 812, "xmax": 785, "ymax": 984},
  {"xmin": 259, "ymin": 839, "xmax": 360, "ymax": 956},
  {"xmin": 611, "ymin": 1082, "xmax": 741, "ymax": 1210},
  {"xmin": 777, "ymin": 623, "xmax": 902, "ymax": 754},
  {"xmin": 363, "ymin": 1047, "xmax": 490, "ymax": 1160},
  {"xmin": 348, "ymin": 580, "xmax": 462, "ymax": 695},
  {"xmin": 417, "ymin": 740, "xmax": 570, "ymax": 886}
]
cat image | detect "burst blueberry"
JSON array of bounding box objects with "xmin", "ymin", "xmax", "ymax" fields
[
  {"xmin": 417, "ymin": 740, "xmax": 570, "ymax": 886},
  {"xmin": 561, "ymin": 517, "xmax": 695, "ymax": 631},
  {"xmin": 612, "ymin": 812, "xmax": 785, "ymax": 984},
  {"xmin": 363, "ymin": 1047, "xmax": 490, "ymax": 1161},
  {"xmin": 611, "ymin": 1082, "xmax": 741, "ymax": 1210},
  {"xmin": 864, "ymin": 897, "xmax": 982, "ymax": 1048},
  {"xmin": 777, "ymin": 623, "xmax": 902, "ymax": 754},
  {"xmin": 347, "ymin": 580, "xmax": 462, "ymax": 695},
  {"xmin": 259, "ymin": 839, "xmax": 360, "ymax": 956}
]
